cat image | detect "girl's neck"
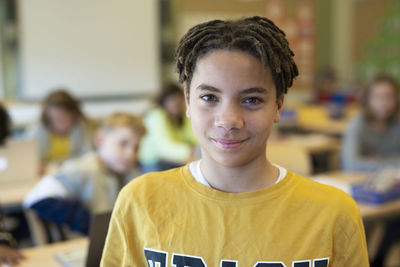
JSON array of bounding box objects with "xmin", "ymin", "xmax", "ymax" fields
[{"xmin": 199, "ymin": 155, "xmax": 278, "ymax": 193}]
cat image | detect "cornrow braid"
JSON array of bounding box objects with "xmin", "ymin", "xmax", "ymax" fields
[{"xmin": 175, "ymin": 16, "xmax": 299, "ymax": 101}]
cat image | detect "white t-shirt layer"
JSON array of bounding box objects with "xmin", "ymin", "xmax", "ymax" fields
[{"xmin": 189, "ymin": 160, "xmax": 287, "ymax": 188}]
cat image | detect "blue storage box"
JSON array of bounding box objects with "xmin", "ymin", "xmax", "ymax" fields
[{"xmin": 352, "ymin": 183, "xmax": 400, "ymax": 205}]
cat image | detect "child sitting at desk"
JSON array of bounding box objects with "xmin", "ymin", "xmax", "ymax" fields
[
  {"xmin": 341, "ymin": 74, "xmax": 400, "ymax": 171},
  {"xmin": 0, "ymin": 104, "xmax": 25, "ymax": 265},
  {"xmin": 24, "ymin": 112, "xmax": 146, "ymax": 234},
  {"xmin": 25, "ymin": 89, "xmax": 93, "ymax": 172},
  {"xmin": 139, "ymin": 83, "xmax": 197, "ymax": 172}
]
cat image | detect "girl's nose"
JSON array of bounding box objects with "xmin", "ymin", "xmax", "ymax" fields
[{"xmin": 214, "ymin": 104, "xmax": 244, "ymax": 130}]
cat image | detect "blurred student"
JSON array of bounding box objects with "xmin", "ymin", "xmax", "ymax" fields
[
  {"xmin": 139, "ymin": 83, "xmax": 197, "ymax": 172},
  {"xmin": 341, "ymin": 74, "xmax": 400, "ymax": 171},
  {"xmin": 24, "ymin": 113, "xmax": 146, "ymax": 234},
  {"xmin": 0, "ymin": 104, "xmax": 24, "ymax": 266},
  {"xmin": 25, "ymin": 89, "xmax": 93, "ymax": 170},
  {"xmin": 102, "ymin": 17, "xmax": 368, "ymax": 266},
  {"xmin": 0, "ymin": 103, "xmax": 11, "ymax": 146}
]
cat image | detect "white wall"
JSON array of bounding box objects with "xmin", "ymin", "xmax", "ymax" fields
[{"xmin": 18, "ymin": 0, "xmax": 160, "ymax": 100}]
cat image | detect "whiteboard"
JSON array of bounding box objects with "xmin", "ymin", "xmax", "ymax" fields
[{"xmin": 18, "ymin": 0, "xmax": 160, "ymax": 99}]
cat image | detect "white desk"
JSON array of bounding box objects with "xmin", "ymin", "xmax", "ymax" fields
[
  {"xmin": 0, "ymin": 181, "xmax": 37, "ymax": 206},
  {"xmin": 19, "ymin": 238, "xmax": 88, "ymax": 267}
]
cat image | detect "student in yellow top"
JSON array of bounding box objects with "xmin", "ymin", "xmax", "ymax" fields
[
  {"xmin": 25, "ymin": 89, "xmax": 93, "ymax": 172},
  {"xmin": 101, "ymin": 16, "xmax": 369, "ymax": 267},
  {"xmin": 139, "ymin": 83, "xmax": 197, "ymax": 172}
]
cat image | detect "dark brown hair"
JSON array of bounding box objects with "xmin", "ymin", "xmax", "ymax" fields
[
  {"xmin": 0, "ymin": 103, "xmax": 11, "ymax": 146},
  {"xmin": 157, "ymin": 83, "xmax": 184, "ymax": 108},
  {"xmin": 156, "ymin": 83, "xmax": 185, "ymax": 126},
  {"xmin": 41, "ymin": 89, "xmax": 85, "ymax": 128},
  {"xmin": 362, "ymin": 74, "xmax": 400, "ymax": 122},
  {"xmin": 175, "ymin": 16, "xmax": 298, "ymax": 101}
]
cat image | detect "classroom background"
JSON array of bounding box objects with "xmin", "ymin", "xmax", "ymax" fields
[{"xmin": 0, "ymin": 0, "xmax": 400, "ymax": 266}]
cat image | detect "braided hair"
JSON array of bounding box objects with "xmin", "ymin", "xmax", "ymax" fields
[{"xmin": 175, "ymin": 16, "xmax": 299, "ymax": 101}]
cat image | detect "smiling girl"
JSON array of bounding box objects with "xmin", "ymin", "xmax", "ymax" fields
[{"xmin": 101, "ymin": 16, "xmax": 368, "ymax": 267}]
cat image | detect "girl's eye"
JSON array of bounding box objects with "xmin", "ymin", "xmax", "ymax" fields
[
  {"xmin": 201, "ymin": 94, "xmax": 218, "ymax": 102},
  {"xmin": 243, "ymin": 97, "xmax": 262, "ymax": 105}
]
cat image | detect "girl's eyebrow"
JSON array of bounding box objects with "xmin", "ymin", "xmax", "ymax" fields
[
  {"xmin": 196, "ymin": 84, "xmax": 269, "ymax": 94},
  {"xmin": 240, "ymin": 87, "xmax": 268, "ymax": 95},
  {"xmin": 196, "ymin": 84, "xmax": 221, "ymax": 92}
]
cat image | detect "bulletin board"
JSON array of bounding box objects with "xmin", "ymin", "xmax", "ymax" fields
[{"xmin": 265, "ymin": 0, "xmax": 316, "ymax": 91}]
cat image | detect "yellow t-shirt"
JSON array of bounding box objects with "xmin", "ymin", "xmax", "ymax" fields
[
  {"xmin": 101, "ymin": 166, "xmax": 369, "ymax": 267},
  {"xmin": 46, "ymin": 132, "xmax": 71, "ymax": 161}
]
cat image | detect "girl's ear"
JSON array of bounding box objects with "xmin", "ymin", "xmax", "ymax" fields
[
  {"xmin": 274, "ymin": 95, "xmax": 285, "ymax": 123},
  {"xmin": 186, "ymin": 107, "xmax": 191, "ymax": 119},
  {"xmin": 184, "ymin": 87, "xmax": 191, "ymax": 119}
]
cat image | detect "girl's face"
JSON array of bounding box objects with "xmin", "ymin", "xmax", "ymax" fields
[
  {"xmin": 186, "ymin": 50, "xmax": 283, "ymax": 168},
  {"xmin": 46, "ymin": 106, "xmax": 76, "ymax": 135},
  {"xmin": 368, "ymin": 82, "xmax": 398, "ymax": 121}
]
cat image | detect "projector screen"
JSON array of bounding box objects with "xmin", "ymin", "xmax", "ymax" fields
[{"xmin": 18, "ymin": 0, "xmax": 160, "ymax": 99}]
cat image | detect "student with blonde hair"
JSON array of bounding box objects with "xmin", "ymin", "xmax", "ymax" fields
[{"xmin": 24, "ymin": 112, "xmax": 146, "ymax": 234}]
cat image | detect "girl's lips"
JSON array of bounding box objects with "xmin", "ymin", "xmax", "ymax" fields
[{"xmin": 212, "ymin": 138, "xmax": 247, "ymax": 149}]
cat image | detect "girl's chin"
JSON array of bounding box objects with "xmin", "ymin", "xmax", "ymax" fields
[{"xmin": 206, "ymin": 154, "xmax": 253, "ymax": 168}]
